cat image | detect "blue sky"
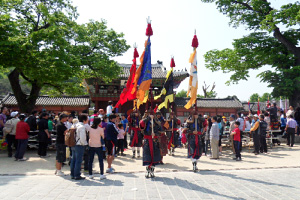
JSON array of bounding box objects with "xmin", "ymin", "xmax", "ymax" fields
[{"xmin": 71, "ymin": 0, "xmax": 297, "ymax": 101}]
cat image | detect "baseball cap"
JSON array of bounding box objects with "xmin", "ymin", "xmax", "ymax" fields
[
  {"xmin": 253, "ymin": 114, "xmax": 259, "ymax": 118},
  {"xmin": 10, "ymin": 111, "xmax": 18, "ymax": 117},
  {"xmin": 230, "ymin": 114, "xmax": 236, "ymax": 119}
]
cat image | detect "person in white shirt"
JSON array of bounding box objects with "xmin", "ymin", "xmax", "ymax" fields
[
  {"xmin": 106, "ymin": 101, "xmax": 114, "ymax": 116},
  {"xmin": 5, "ymin": 111, "xmax": 20, "ymax": 157},
  {"xmin": 70, "ymin": 115, "xmax": 89, "ymax": 180},
  {"xmin": 65, "ymin": 114, "xmax": 73, "ymax": 130}
]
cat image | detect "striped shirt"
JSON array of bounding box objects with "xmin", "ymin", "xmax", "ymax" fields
[{"xmin": 287, "ymin": 118, "xmax": 297, "ymax": 128}]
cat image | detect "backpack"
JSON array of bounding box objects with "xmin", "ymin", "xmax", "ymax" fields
[
  {"xmin": 3, "ymin": 119, "xmax": 13, "ymax": 136},
  {"xmin": 65, "ymin": 128, "xmax": 77, "ymax": 147},
  {"xmin": 259, "ymin": 121, "xmax": 268, "ymax": 136}
]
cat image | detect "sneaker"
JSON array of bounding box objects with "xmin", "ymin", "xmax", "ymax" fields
[
  {"xmin": 74, "ymin": 176, "xmax": 86, "ymax": 180},
  {"xmin": 100, "ymin": 174, "xmax": 106, "ymax": 180},
  {"xmin": 89, "ymin": 175, "xmax": 94, "ymax": 179},
  {"xmin": 236, "ymin": 157, "xmax": 242, "ymax": 161},
  {"xmin": 106, "ymin": 168, "xmax": 111, "ymax": 173},
  {"xmin": 56, "ymin": 171, "xmax": 65, "ymax": 176},
  {"xmin": 18, "ymin": 158, "xmax": 27, "ymax": 161}
]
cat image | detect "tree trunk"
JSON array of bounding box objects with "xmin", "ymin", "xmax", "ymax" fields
[{"xmin": 8, "ymin": 68, "xmax": 41, "ymax": 114}]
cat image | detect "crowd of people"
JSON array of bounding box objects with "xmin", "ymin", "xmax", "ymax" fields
[{"xmin": 0, "ymin": 101, "xmax": 299, "ymax": 179}]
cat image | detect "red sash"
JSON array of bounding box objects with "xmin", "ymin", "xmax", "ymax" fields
[
  {"xmin": 130, "ymin": 127, "xmax": 140, "ymax": 147},
  {"xmin": 167, "ymin": 128, "xmax": 178, "ymax": 150}
]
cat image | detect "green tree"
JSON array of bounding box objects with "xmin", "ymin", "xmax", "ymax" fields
[
  {"xmin": 249, "ymin": 93, "xmax": 260, "ymax": 102},
  {"xmin": 176, "ymin": 89, "xmax": 187, "ymax": 98},
  {"xmin": 201, "ymin": 0, "xmax": 300, "ymax": 107},
  {"xmin": 260, "ymin": 92, "xmax": 271, "ymax": 102},
  {"xmin": 0, "ymin": 0, "xmax": 129, "ymax": 113}
]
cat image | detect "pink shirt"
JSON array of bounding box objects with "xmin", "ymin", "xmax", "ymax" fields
[
  {"xmin": 89, "ymin": 127, "xmax": 104, "ymax": 147},
  {"xmin": 117, "ymin": 129, "xmax": 125, "ymax": 140}
]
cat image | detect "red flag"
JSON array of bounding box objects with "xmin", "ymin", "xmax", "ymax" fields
[
  {"xmin": 257, "ymin": 98, "xmax": 260, "ymax": 115},
  {"xmin": 115, "ymin": 48, "xmax": 139, "ymax": 108}
]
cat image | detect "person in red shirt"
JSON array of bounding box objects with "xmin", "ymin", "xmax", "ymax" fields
[
  {"xmin": 231, "ymin": 121, "xmax": 241, "ymax": 161},
  {"xmin": 15, "ymin": 114, "xmax": 30, "ymax": 161}
]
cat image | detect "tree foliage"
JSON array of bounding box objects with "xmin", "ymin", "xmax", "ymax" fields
[
  {"xmin": 176, "ymin": 89, "xmax": 217, "ymax": 98},
  {"xmin": 0, "ymin": 0, "xmax": 130, "ymax": 112},
  {"xmin": 201, "ymin": 0, "xmax": 300, "ymax": 107}
]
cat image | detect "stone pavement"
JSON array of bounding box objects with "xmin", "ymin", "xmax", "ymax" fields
[
  {"xmin": 0, "ymin": 145, "xmax": 299, "ymax": 175},
  {"xmin": 1, "ymin": 168, "xmax": 300, "ymax": 200}
]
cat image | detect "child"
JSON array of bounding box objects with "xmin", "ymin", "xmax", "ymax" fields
[
  {"xmin": 231, "ymin": 121, "xmax": 241, "ymax": 161},
  {"xmin": 116, "ymin": 124, "xmax": 126, "ymax": 156}
]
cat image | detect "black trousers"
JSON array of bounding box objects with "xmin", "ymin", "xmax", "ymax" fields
[
  {"xmin": 6, "ymin": 134, "xmax": 17, "ymax": 157},
  {"xmin": 15, "ymin": 139, "xmax": 28, "ymax": 159},
  {"xmin": 287, "ymin": 127, "xmax": 295, "ymax": 146},
  {"xmin": 253, "ymin": 133, "xmax": 260, "ymax": 153},
  {"xmin": 38, "ymin": 142, "xmax": 48, "ymax": 156},
  {"xmin": 83, "ymin": 146, "xmax": 89, "ymax": 170},
  {"xmin": 260, "ymin": 135, "xmax": 267, "ymax": 153},
  {"xmin": 116, "ymin": 139, "xmax": 124, "ymax": 154},
  {"xmin": 234, "ymin": 141, "xmax": 241, "ymax": 158},
  {"xmin": 124, "ymin": 133, "xmax": 128, "ymax": 148}
]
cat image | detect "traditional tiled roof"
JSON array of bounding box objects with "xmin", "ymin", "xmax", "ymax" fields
[
  {"xmin": 175, "ymin": 97, "xmax": 243, "ymax": 108},
  {"xmin": 118, "ymin": 63, "xmax": 189, "ymax": 79},
  {"xmin": 1, "ymin": 93, "xmax": 90, "ymax": 107},
  {"xmin": 242, "ymin": 100, "xmax": 289, "ymax": 112}
]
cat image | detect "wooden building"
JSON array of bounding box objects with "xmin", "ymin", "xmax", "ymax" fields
[
  {"xmin": 175, "ymin": 97, "xmax": 243, "ymax": 121},
  {"xmin": 0, "ymin": 93, "xmax": 90, "ymax": 114},
  {"xmin": 86, "ymin": 62, "xmax": 189, "ymax": 113}
]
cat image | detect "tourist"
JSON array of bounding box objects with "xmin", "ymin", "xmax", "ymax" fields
[
  {"xmin": 294, "ymin": 107, "xmax": 300, "ymax": 135},
  {"xmin": 100, "ymin": 116, "xmax": 108, "ymax": 160},
  {"xmin": 231, "ymin": 121, "xmax": 241, "ymax": 161},
  {"xmin": 26, "ymin": 111, "xmax": 38, "ymax": 131},
  {"xmin": 210, "ymin": 116, "xmax": 219, "ymax": 159},
  {"xmin": 121, "ymin": 114, "xmax": 128, "ymax": 149},
  {"xmin": 267, "ymin": 102, "xmax": 278, "ymax": 123},
  {"xmin": 205, "ymin": 117, "xmax": 212, "ymax": 156},
  {"xmin": 280, "ymin": 111, "xmax": 287, "ymax": 135},
  {"xmin": 106, "ymin": 101, "xmax": 114, "ymax": 116},
  {"xmin": 70, "ymin": 114, "xmax": 89, "ymax": 180},
  {"xmin": 259, "ymin": 115, "xmax": 268, "ymax": 153},
  {"xmin": 244, "ymin": 117, "xmax": 251, "ymax": 131},
  {"xmin": 15, "ymin": 114, "xmax": 30, "ymax": 161},
  {"xmin": 89, "ymin": 110, "xmax": 98, "ymax": 125},
  {"xmin": 106, "ymin": 114, "xmax": 119, "ymax": 173},
  {"xmin": 116, "ymin": 124, "xmax": 126, "ymax": 156},
  {"xmin": 98, "ymin": 109, "xmax": 105, "ymax": 119},
  {"xmin": 5, "ymin": 111, "xmax": 19, "ymax": 157},
  {"xmin": 285, "ymin": 115, "xmax": 298, "ymax": 147},
  {"xmin": 66, "ymin": 114, "xmax": 73, "ymax": 129},
  {"xmin": 286, "ymin": 106, "xmax": 295, "ymax": 118},
  {"xmin": 236, "ymin": 112, "xmax": 244, "ymax": 151},
  {"xmin": 250, "ymin": 114, "xmax": 260, "ymax": 155},
  {"xmin": 38, "ymin": 112, "xmax": 50, "ymax": 158},
  {"xmin": 229, "ymin": 114, "xmax": 236, "ymax": 153},
  {"xmin": 88, "ymin": 117, "xmax": 106, "ymax": 180},
  {"xmin": 0, "ymin": 106, "xmax": 8, "ymax": 134},
  {"xmin": 48, "ymin": 117, "xmax": 54, "ymax": 131},
  {"xmin": 55, "ymin": 114, "xmax": 68, "ymax": 176},
  {"xmin": 217, "ymin": 117, "xmax": 223, "ymax": 155}
]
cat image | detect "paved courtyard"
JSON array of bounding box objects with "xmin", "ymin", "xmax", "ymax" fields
[
  {"xmin": 1, "ymin": 168, "xmax": 300, "ymax": 200},
  {"xmin": 0, "ymin": 144, "xmax": 300, "ymax": 199}
]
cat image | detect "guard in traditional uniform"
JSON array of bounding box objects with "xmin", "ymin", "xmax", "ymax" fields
[
  {"xmin": 128, "ymin": 110, "xmax": 143, "ymax": 158},
  {"xmin": 140, "ymin": 110, "xmax": 161, "ymax": 178},
  {"xmin": 156, "ymin": 111, "xmax": 168, "ymax": 164},
  {"xmin": 186, "ymin": 111, "xmax": 203, "ymax": 172},
  {"xmin": 166, "ymin": 112, "xmax": 181, "ymax": 156}
]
